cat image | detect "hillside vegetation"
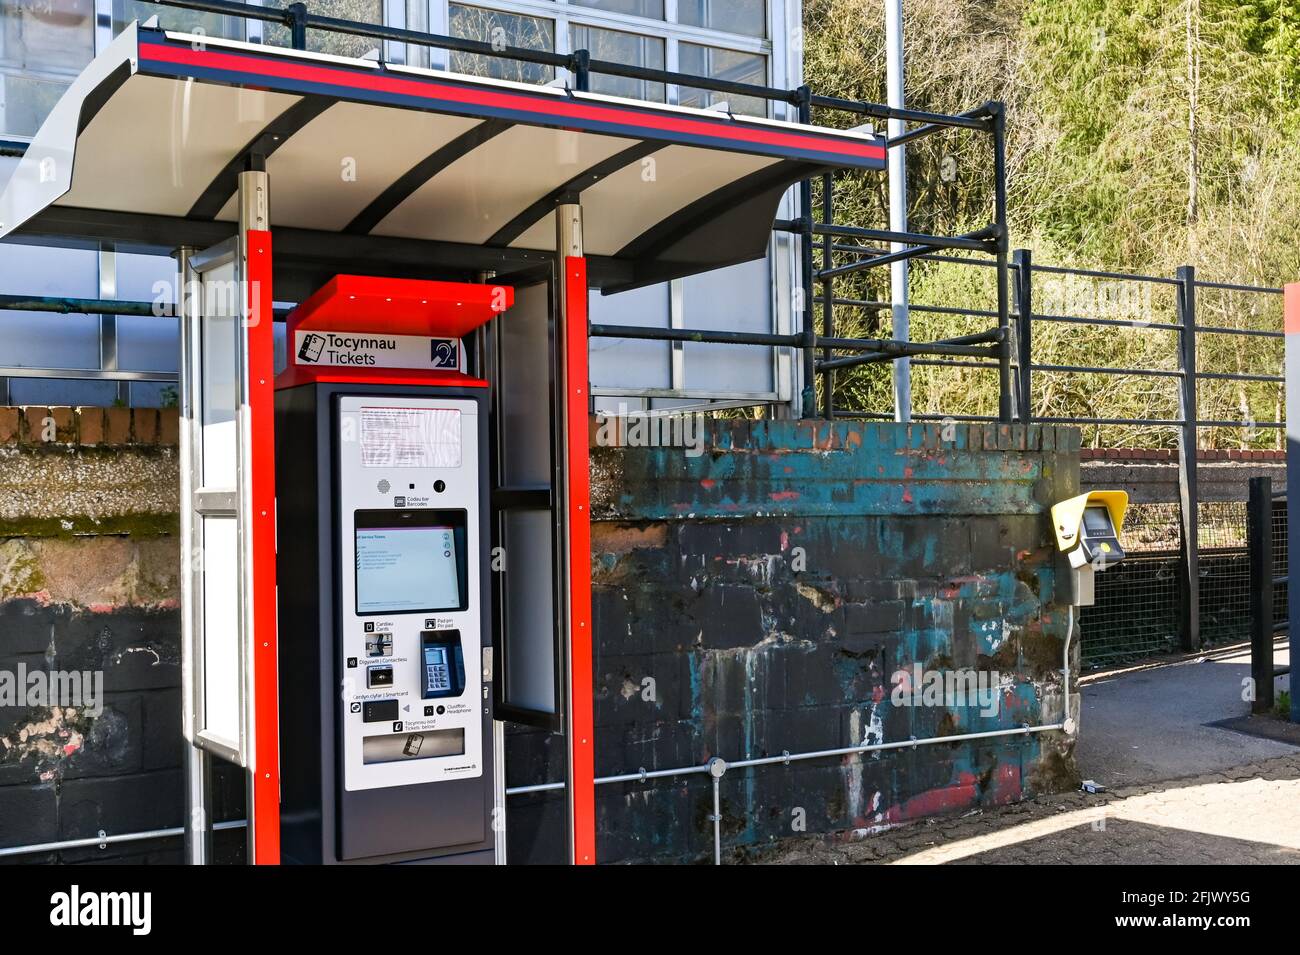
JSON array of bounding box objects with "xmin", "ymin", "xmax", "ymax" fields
[{"xmin": 804, "ymin": 0, "xmax": 1296, "ymax": 446}]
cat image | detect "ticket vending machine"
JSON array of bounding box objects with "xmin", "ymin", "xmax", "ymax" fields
[{"xmin": 274, "ymin": 276, "xmax": 512, "ymax": 864}]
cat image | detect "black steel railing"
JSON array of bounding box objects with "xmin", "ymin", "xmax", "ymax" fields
[
  {"xmin": 1018, "ymin": 257, "xmax": 1282, "ymax": 653},
  {"xmin": 808, "ymin": 242, "xmax": 1286, "ymax": 656}
]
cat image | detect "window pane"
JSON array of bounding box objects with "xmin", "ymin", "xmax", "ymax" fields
[
  {"xmin": 678, "ymin": 44, "xmax": 766, "ymax": 117},
  {"xmin": 570, "ymin": 25, "xmax": 663, "ymax": 103},
  {"xmin": 200, "ymin": 259, "xmax": 240, "ymax": 488},
  {"xmin": 405, "ymin": 0, "xmax": 429, "ymax": 68},
  {"xmin": 588, "ymin": 284, "xmax": 671, "ymax": 391},
  {"xmin": 0, "ymin": 72, "xmax": 65, "ymax": 135},
  {"xmin": 2, "ymin": 0, "xmax": 94, "ymax": 72},
  {"xmin": 0, "ymin": 0, "xmax": 93, "ymax": 135},
  {"xmin": 115, "ymin": 0, "xmax": 242, "ymax": 42},
  {"xmin": 448, "ymin": 5, "xmax": 554, "ymax": 86},
  {"xmin": 264, "ymin": 0, "xmax": 385, "ymax": 60},
  {"xmin": 677, "ymin": 0, "xmax": 765, "ymax": 38},
  {"xmin": 571, "ymin": 0, "xmax": 663, "ymax": 20}
]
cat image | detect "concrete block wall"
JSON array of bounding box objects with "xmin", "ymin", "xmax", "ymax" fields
[
  {"xmin": 506, "ymin": 419, "xmax": 1083, "ymax": 864},
  {"xmin": 0, "ymin": 408, "xmax": 249, "ymax": 862},
  {"xmin": 1081, "ymin": 448, "xmax": 1286, "ymax": 504},
  {"xmin": 0, "ymin": 409, "xmax": 1082, "ymax": 865}
]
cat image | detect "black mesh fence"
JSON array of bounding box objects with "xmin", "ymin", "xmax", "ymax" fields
[
  {"xmin": 1079, "ymin": 499, "xmax": 1263, "ymax": 668},
  {"xmin": 1079, "ymin": 554, "xmax": 1180, "ymax": 666},
  {"xmin": 1198, "ymin": 501, "xmax": 1251, "ymax": 648},
  {"xmin": 1273, "ymin": 496, "xmax": 1289, "ymax": 630},
  {"xmin": 1080, "ymin": 503, "xmax": 1180, "ymax": 668}
]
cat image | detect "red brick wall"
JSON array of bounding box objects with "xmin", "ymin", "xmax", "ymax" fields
[{"xmin": 0, "ymin": 407, "xmax": 179, "ymax": 447}]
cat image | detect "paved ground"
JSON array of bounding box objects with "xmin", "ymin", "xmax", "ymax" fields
[
  {"xmin": 1076, "ymin": 639, "xmax": 1295, "ymax": 786},
  {"xmin": 763, "ymin": 753, "xmax": 1300, "ymax": 864},
  {"xmin": 761, "ymin": 644, "xmax": 1300, "ymax": 865}
]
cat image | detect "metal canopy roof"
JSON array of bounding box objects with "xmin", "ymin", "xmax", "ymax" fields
[{"xmin": 0, "ymin": 23, "xmax": 885, "ymax": 294}]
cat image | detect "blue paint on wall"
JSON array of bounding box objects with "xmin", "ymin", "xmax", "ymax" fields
[{"xmin": 508, "ymin": 419, "xmax": 1083, "ymax": 863}]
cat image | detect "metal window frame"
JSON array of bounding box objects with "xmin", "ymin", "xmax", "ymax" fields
[
  {"xmin": 439, "ymin": 0, "xmax": 790, "ymax": 411},
  {"xmin": 180, "ymin": 234, "xmax": 252, "ymax": 767},
  {"xmin": 443, "ymin": 0, "xmax": 771, "ymax": 55}
]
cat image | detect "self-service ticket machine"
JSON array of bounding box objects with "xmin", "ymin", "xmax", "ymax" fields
[{"xmin": 274, "ymin": 275, "xmax": 512, "ymax": 864}]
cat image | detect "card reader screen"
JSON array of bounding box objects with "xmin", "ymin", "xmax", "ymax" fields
[
  {"xmin": 424, "ymin": 644, "xmax": 452, "ymax": 693},
  {"xmin": 1082, "ymin": 506, "xmax": 1113, "ymax": 536},
  {"xmin": 354, "ymin": 510, "xmax": 467, "ymax": 614}
]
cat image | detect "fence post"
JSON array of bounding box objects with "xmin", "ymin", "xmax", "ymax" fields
[
  {"xmin": 795, "ymin": 86, "xmax": 816, "ymax": 418},
  {"xmin": 1011, "ymin": 248, "xmax": 1032, "ymax": 422},
  {"xmin": 1248, "ymin": 476, "xmax": 1275, "ymax": 713},
  {"xmin": 1175, "ymin": 265, "xmax": 1200, "ymax": 652},
  {"xmin": 990, "ymin": 103, "xmax": 1012, "ymax": 424},
  {"xmin": 287, "ymin": 2, "xmax": 307, "ymax": 50},
  {"xmin": 820, "ymin": 172, "xmax": 834, "ymax": 419},
  {"xmin": 571, "ymin": 48, "xmax": 591, "ymax": 92},
  {"xmin": 1286, "ymin": 284, "xmax": 1300, "ymax": 724}
]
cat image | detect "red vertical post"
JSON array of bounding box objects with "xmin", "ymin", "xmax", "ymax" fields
[
  {"xmin": 245, "ymin": 230, "xmax": 280, "ymax": 864},
  {"xmin": 563, "ymin": 255, "xmax": 595, "ymax": 864}
]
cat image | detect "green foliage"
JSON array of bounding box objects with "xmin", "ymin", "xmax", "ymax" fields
[{"xmin": 804, "ymin": 0, "xmax": 1295, "ymax": 446}]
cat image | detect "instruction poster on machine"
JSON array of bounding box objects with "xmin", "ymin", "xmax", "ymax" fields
[{"xmin": 360, "ymin": 407, "xmax": 462, "ymax": 469}]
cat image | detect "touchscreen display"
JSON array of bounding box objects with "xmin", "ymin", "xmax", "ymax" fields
[
  {"xmin": 1082, "ymin": 506, "xmax": 1113, "ymax": 536},
  {"xmin": 355, "ymin": 524, "xmax": 460, "ymax": 614}
]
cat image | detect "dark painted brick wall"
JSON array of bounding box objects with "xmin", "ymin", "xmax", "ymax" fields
[
  {"xmin": 0, "ymin": 417, "xmax": 246, "ymax": 864},
  {"xmin": 0, "ymin": 597, "xmax": 247, "ymax": 863},
  {"xmin": 506, "ymin": 419, "xmax": 1082, "ymax": 864},
  {"xmin": 2, "ymin": 415, "xmax": 1079, "ymax": 865}
]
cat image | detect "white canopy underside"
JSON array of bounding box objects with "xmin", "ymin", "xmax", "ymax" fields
[{"xmin": 0, "ymin": 24, "xmax": 885, "ymax": 288}]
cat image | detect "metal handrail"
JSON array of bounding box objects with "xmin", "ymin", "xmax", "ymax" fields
[
  {"xmin": 0, "ymin": 819, "xmax": 247, "ymax": 859},
  {"xmin": 141, "ymin": 0, "xmax": 996, "ymax": 126},
  {"xmin": 0, "ymin": 723, "xmax": 1065, "ymax": 863}
]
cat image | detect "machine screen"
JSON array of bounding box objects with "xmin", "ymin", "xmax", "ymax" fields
[
  {"xmin": 1082, "ymin": 506, "xmax": 1113, "ymax": 536},
  {"xmin": 354, "ymin": 510, "xmax": 467, "ymax": 614}
]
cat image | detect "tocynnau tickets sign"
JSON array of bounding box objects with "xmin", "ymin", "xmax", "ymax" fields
[{"xmin": 294, "ymin": 329, "xmax": 460, "ymax": 371}]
